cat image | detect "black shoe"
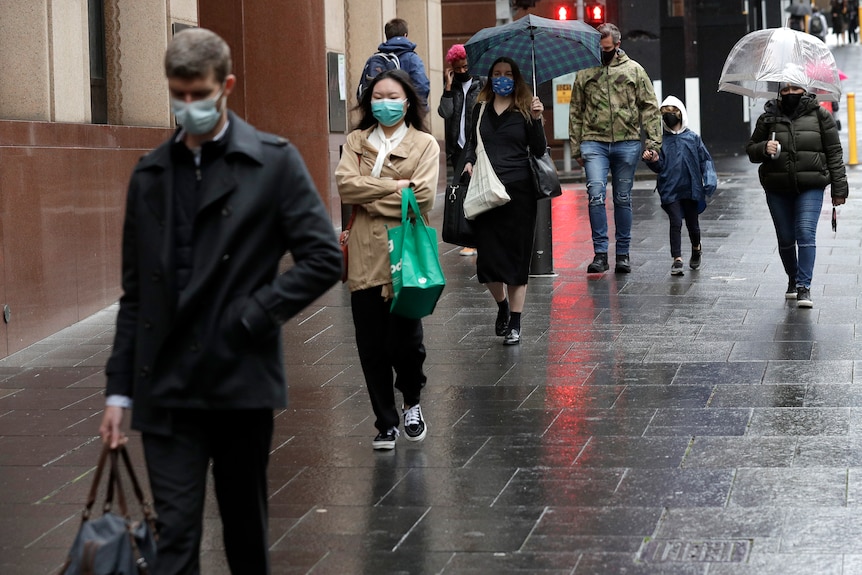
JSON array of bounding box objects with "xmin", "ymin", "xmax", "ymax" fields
[
  {"xmin": 615, "ymin": 254, "xmax": 631, "ymax": 274},
  {"xmin": 402, "ymin": 405, "xmax": 427, "ymax": 442},
  {"xmin": 797, "ymin": 287, "xmax": 813, "ymax": 308},
  {"xmin": 785, "ymin": 279, "xmax": 797, "ymax": 300},
  {"xmin": 690, "ymin": 245, "xmax": 702, "ymax": 269},
  {"xmin": 503, "ymin": 328, "xmax": 521, "ymax": 345},
  {"xmin": 671, "ymin": 259, "xmax": 684, "ymax": 276},
  {"xmin": 372, "ymin": 427, "xmax": 399, "ymax": 450},
  {"xmin": 587, "ymin": 253, "xmax": 609, "ymax": 273},
  {"xmin": 495, "ymin": 308, "xmax": 510, "ymax": 336}
]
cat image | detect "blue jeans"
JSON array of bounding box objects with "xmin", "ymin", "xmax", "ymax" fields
[
  {"xmin": 581, "ymin": 140, "xmax": 641, "ymax": 255},
  {"xmin": 764, "ymin": 189, "xmax": 824, "ymax": 289}
]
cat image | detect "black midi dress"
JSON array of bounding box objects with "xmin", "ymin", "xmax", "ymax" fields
[{"xmin": 465, "ymin": 102, "xmax": 547, "ymax": 285}]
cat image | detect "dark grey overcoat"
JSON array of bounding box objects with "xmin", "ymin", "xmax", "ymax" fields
[{"xmin": 105, "ymin": 111, "xmax": 342, "ymax": 435}]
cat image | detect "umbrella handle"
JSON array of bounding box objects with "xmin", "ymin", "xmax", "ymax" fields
[{"xmin": 769, "ymin": 132, "xmax": 781, "ymax": 159}]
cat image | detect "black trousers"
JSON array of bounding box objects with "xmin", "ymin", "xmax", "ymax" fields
[
  {"xmin": 142, "ymin": 409, "xmax": 274, "ymax": 575},
  {"xmin": 661, "ymin": 199, "xmax": 701, "ymax": 258},
  {"xmin": 351, "ymin": 286, "xmax": 426, "ymax": 432}
]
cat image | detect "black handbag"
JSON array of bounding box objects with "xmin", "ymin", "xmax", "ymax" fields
[
  {"xmin": 60, "ymin": 445, "xmax": 157, "ymax": 575},
  {"xmin": 530, "ymin": 147, "xmax": 562, "ymax": 199},
  {"xmin": 442, "ymin": 170, "xmax": 478, "ymax": 248}
]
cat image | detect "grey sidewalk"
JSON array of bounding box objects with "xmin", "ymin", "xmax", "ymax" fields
[
  {"xmin": 3, "ymin": 46, "xmax": 862, "ymax": 575},
  {"xmin": 3, "ymin": 150, "xmax": 862, "ymax": 573}
]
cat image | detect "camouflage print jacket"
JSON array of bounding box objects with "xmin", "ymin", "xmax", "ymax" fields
[{"xmin": 568, "ymin": 50, "xmax": 662, "ymax": 159}]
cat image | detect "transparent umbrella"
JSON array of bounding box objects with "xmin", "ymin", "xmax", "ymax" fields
[{"xmin": 718, "ymin": 27, "xmax": 841, "ymax": 102}]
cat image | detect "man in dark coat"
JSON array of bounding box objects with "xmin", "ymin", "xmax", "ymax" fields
[{"xmin": 98, "ymin": 28, "xmax": 342, "ymax": 574}]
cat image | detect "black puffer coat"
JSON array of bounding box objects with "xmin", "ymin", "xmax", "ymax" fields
[{"xmin": 746, "ymin": 94, "xmax": 848, "ymax": 198}]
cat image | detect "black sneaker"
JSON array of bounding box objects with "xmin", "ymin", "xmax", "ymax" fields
[
  {"xmin": 797, "ymin": 287, "xmax": 813, "ymax": 308},
  {"xmin": 671, "ymin": 259, "xmax": 684, "ymax": 276},
  {"xmin": 587, "ymin": 253, "xmax": 609, "ymax": 273},
  {"xmin": 615, "ymin": 254, "xmax": 631, "ymax": 273},
  {"xmin": 372, "ymin": 427, "xmax": 399, "ymax": 450},
  {"xmin": 503, "ymin": 328, "xmax": 521, "ymax": 345},
  {"xmin": 402, "ymin": 405, "xmax": 427, "ymax": 442},
  {"xmin": 690, "ymin": 246, "xmax": 702, "ymax": 269},
  {"xmin": 785, "ymin": 279, "xmax": 797, "ymax": 300},
  {"xmin": 495, "ymin": 308, "xmax": 510, "ymax": 336}
]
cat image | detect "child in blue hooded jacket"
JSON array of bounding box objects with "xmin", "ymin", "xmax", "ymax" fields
[{"xmin": 642, "ymin": 96, "xmax": 717, "ymax": 276}]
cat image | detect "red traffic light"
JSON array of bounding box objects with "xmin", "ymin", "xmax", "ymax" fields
[
  {"xmin": 585, "ymin": 3, "xmax": 604, "ymax": 24},
  {"xmin": 556, "ymin": 5, "xmax": 571, "ymax": 20}
]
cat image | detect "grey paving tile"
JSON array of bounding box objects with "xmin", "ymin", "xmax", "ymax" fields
[
  {"xmin": 681, "ymin": 437, "xmax": 797, "ymax": 468},
  {"xmin": 647, "ymin": 408, "xmax": 751, "ymax": 436},
  {"xmin": 781, "ymin": 509, "xmax": 862, "ymax": 553},
  {"xmin": 747, "ymin": 408, "xmax": 851, "ymax": 436},
  {"xmin": 728, "ymin": 468, "xmax": 848, "ymax": 507}
]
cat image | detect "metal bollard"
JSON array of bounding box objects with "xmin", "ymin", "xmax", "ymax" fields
[
  {"xmin": 529, "ymin": 199, "xmax": 556, "ymax": 277},
  {"xmin": 848, "ymin": 92, "xmax": 858, "ymax": 166}
]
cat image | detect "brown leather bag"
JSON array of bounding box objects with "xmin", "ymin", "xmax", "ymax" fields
[{"xmin": 339, "ymin": 208, "xmax": 356, "ymax": 283}]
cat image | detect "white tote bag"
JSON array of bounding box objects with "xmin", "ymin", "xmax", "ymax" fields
[{"xmin": 463, "ymin": 103, "xmax": 510, "ymax": 220}]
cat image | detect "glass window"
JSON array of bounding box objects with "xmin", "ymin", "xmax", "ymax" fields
[{"xmin": 88, "ymin": 0, "xmax": 107, "ymax": 124}]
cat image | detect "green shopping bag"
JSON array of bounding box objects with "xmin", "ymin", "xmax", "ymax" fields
[{"xmin": 387, "ymin": 188, "xmax": 446, "ymax": 319}]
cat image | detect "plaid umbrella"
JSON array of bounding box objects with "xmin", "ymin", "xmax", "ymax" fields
[{"xmin": 464, "ymin": 15, "xmax": 601, "ymax": 92}]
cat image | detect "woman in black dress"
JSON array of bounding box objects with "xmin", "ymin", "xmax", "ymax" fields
[{"xmin": 463, "ymin": 57, "xmax": 546, "ymax": 345}]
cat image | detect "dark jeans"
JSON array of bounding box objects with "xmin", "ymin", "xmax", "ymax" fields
[
  {"xmin": 351, "ymin": 286, "xmax": 426, "ymax": 432},
  {"xmin": 661, "ymin": 199, "xmax": 701, "ymax": 258},
  {"xmin": 143, "ymin": 409, "xmax": 273, "ymax": 575}
]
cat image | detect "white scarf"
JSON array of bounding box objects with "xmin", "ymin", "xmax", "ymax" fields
[{"xmin": 368, "ymin": 123, "xmax": 408, "ymax": 178}]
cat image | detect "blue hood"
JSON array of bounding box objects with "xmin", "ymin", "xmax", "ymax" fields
[{"xmin": 379, "ymin": 37, "xmax": 417, "ymax": 54}]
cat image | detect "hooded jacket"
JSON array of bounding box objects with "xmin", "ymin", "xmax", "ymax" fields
[
  {"xmin": 335, "ymin": 125, "xmax": 440, "ymax": 298},
  {"xmin": 568, "ymin": 49, "xmax": 662, "ymax": 158},
  {"xmin": 378, "ymin": 37, "xmax": 431, "ymax": 101},
  {"xmin": 746, "ymin": 93, "xmax": 848, "ymax": 198},
  {"xmin": 645, "ymin": 95, "xmax": 716, "ymax": 205}
]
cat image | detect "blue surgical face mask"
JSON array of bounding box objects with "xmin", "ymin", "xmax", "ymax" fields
[
  {"xmin": 371, "ymin": 98, "xmax": 407, "ymax": 127},
  {"xmin": 491, "ymin": 76, "xmax": 515, "ymax": 97},
  {"xmin": 171, "ymin": 87, "xmax": 224, "ymax": 135}
]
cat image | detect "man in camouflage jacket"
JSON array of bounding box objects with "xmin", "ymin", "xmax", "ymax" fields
[{"xmin": 569, "ymin": 23, "xmax": 661, "ymax": 274}]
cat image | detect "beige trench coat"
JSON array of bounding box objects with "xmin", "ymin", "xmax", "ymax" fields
[{"xmin": 335, "ymin": 125, "xmax": 440, "ymax": 298}]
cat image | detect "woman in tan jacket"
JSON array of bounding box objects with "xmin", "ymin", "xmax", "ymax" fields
[{"xmin": 335, "ymin": 70, "xmax": 440, "ymax": 450}]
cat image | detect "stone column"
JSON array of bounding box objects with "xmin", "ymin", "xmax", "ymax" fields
[{"xmin": 0, "ymin": 2, "xmax": 51, "ymax": 121}]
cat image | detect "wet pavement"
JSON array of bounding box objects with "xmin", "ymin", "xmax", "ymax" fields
[{"xmin": 3, "ymin": 44, "xmax": 862, "ymax": 575}]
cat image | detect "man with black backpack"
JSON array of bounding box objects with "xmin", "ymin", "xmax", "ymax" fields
[
  {"xmin": 808, "ymin": 6, "xmax": 828, "ymax": 42},
  {"xmin": 357, "ymin": 18, "xmax": 430, "ymax": 106}
]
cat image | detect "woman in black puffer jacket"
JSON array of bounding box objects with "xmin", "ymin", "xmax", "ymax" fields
[{"xmin": 747, "ymin": 83, "xmax": 848, "ymax": 308}]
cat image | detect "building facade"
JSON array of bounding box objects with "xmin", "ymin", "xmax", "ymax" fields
[{"xmin": 0, "ymin": 0, "xmax": 443, "ymax": 359}]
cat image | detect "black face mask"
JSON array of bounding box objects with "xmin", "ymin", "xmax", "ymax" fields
[
  {"xmin": 662, "ymin": 112, "xmax": 681, "ymax": 128},
  {"xmin": 601, "ymin": 49, "xmax": 616, "ymax": 66},
  {"xmin": 780, "ymin": 93, "xmax": 803, "ymax": 115},
  {"xmin": 454, "ymin": 71, "xmax": 471, "ymax": 84}
]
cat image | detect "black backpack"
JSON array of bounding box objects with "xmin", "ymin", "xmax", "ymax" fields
[
  {"xmin": 356, "ymin": 52, "xmax": 401, "ymax": 101},
  {"xmin": 808, "ymin": 15, "xmax": 824, "ymax": 35}
]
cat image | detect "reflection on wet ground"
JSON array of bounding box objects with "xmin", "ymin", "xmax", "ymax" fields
[{"xmin": 4, "ymin": 44, "xmax": 862, "ymax": 574}]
